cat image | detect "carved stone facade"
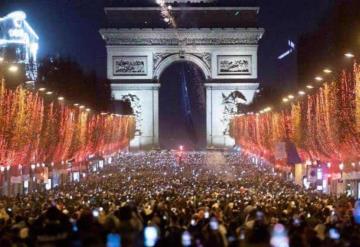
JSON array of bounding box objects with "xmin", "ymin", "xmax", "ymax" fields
[
  {"xmin": 100, "ymin": 28, "xmax": 263, "ymax": 46},
  {"xmin": 101, "ymin": 7, "xmax": 264, "ymax": 150}
]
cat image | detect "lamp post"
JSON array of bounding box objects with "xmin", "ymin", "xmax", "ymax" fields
[
  {"xmin": 5, "ymin": 165, "xmax": 10, "ymax": 196},
  {"xmin": 339, "ymin": 163, "xmax": 344, "ymax": 178},
  {"xmin": 0, "ymin": 166, "xmax": 4, "ymax": 195},
  {"xmin": 30, "ymin": 164, "xmax": 35, "ymax": 192},
  {"xmin": 305, "ymin": 160, "xmax": 311, "ymax": 178}
]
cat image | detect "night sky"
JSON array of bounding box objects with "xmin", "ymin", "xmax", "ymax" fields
[{"xmin": 0, "ymin": 0, "xmax": 335, "ymax": 148}]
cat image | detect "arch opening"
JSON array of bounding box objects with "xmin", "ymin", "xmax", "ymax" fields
[
  {"xmin": 155, "ymin": 54, "xmax": 211, "ymax": 80},
  {"xmin": 159, "ymin": 61, "xmax": 207, "ymax": 150}
]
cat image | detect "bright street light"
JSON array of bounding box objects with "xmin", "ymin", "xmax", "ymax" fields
[
  {"xmin": 315, "ymin": 76, "xmax": 323, "ymax": 82},
  {"xmin": 323, "ymin": 68, "xmax": 332, "ymax": 74},
  {"xmin": 344, "ymin": 52, "xmax": 354, "ymax": 58},
  {"xmin": 8, "ymin": 65, "xmax": 18, "ymax": 73},
  {"xmin": 339, "ymin": 163, "xmax": 344, "ymax": 171},
  {"xmin": 298, "ymin": 91, "xmax": 306, "ymax": 96}
]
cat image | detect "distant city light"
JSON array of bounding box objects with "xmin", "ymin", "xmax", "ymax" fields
[
  {"xmin": 306, "ymin": 85, "xmax": 314, "ymax": 89},
  {"xmin": 282, "ymin": 97, "xmax": 289, "ymax": 103},
  {"xmin": 46, "ymin": 91, "xmax": 53, "ymax": 95},
  {"xmin": 288, "ymin": 94, "xmax": 294, "ymax": 99},
  {"xmin": 0, "ymin": 57, "xmax": 3, "ymax": 62},
  {"xmin": 323, "ymin": 68, "xmax": 332, "ymax": 74},
  {"xmin": 58, "ymin": 96, "xmax": 64, "ymax": 101},
  {"xmin": 38, "ymin": 87, "xmax": 46, "ymax": 92},
  {"xmin": 298, "ymin": 90, "xmax": 306, "ymax": 96},
  {"xmin": 74, "ymin": 103, "xmax": 79, "ymax": 107}
]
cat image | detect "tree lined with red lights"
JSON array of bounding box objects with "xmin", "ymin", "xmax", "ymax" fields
[
  {"xmin": 230, "ymin": 62, "xmax": 360, "ymax": 167},
  {"xmin": 0, "ymin": 81, "xmax": 135, "ymax": 167}
]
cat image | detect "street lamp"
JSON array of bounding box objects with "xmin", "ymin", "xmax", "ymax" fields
[
  {"xmin": 323, "ymin": 68, "xmax": 332, "ymax": 74},
  {"xmin": 8, "ymin": 65, "xmax": 19, "ymax": 73},
  {"xmin": 344, "ymin": 52, "xmax": 355, "ymax": 58},
  {"xmin": 339, "ymin": 163, "xmax": 344, "ymax": 171}
]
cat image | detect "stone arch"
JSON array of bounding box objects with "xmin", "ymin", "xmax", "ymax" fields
[{"xmin": 154, "ymin": 53, "xmax": 211, "ymax": 80}]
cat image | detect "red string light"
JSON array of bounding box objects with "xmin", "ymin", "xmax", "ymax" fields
[
  {"xmin": 230, "ymin": 62, "xmax": 360, "ymax": 167},
  {"xmin": 0, "ymin": 81, "xmax": 135, "ymax": 167}
]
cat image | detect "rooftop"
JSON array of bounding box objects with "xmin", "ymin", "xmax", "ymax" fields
[{"xmin": 104, "ymin": 1, "xmax": 260, "ymax": 28}]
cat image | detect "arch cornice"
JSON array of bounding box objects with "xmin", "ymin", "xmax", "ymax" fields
[{"xmin": 154, "ymin": 53, "xmax": 211, "ymax": 80}]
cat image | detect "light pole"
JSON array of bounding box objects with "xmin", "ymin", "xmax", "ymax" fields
[
  {"xmin": 0, "ymin": 166, "xmax": 4, "ymax": 195},
  {"xmin": 30, "ymin": 164, "xmax": 35, "ymax": 193},
  {"xmin": 339, "ymin": 163, "xmax": 344, "ymax": 178}
]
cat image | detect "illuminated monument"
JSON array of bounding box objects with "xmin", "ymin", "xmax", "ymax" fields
[
  {"xmin": 0, "ymin": 11, "xmax": 39, "ymax": 82},
  {"xmin": 100, "ymin": 0, "xmax": 264, "ymax": 150}
]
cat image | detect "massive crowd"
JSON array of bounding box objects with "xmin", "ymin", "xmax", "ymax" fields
[{"xmin": 0, "ymin": 151, "xmax": 359, "ymax": 247}]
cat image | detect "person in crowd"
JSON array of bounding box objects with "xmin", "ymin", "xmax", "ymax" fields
[{"xmin": 0, "ymin": 151, "xmax": 359, "ymax": 246}]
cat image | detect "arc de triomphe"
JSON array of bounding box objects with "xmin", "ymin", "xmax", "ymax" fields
[{"xmin": 100, "ymin": 0, "xmax": 264, "ymax": 150}]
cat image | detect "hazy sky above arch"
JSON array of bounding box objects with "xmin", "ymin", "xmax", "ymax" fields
[{"xmin": 0, "ymin": 0, "xmax": 334, "ymax": 87}]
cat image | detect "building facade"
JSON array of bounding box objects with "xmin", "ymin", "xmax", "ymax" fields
[
  {"xmin": 100, "ymin": 0, "xmax": 264, "ymax": 150},
  {"xmin": 0, "ymin": 11, "xmax": 39, "ymax": 82}
]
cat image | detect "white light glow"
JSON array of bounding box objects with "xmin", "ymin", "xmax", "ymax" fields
[
  {"xmin": 339, "ymin": 163, "xmax": 344, "ymax": 171},
  {"xmin": 315, "ymin": 76, "xmax": 323, "ymax": 81},
  {"xmin": 45, "ymin": 179, "xmax": 52, "ymax": 190},
  {"xmin": 345, "ymin": 52, "xmax": 354, "ymax": 58},
  {"xmin": 8, "ymin": 65, "xmax": 18, "ymax": 73}
]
